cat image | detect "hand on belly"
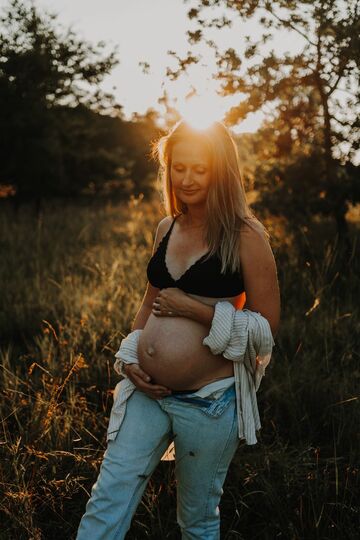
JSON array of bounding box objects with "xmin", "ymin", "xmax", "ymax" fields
[{"xmin": 138, "ymin": 313, "xmax": 233, "ymax": 391}]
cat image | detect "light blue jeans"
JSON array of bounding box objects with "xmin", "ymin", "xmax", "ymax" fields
[{"xmin": 76, "ymin": 383, "xmax": 240, "ymax": 540}]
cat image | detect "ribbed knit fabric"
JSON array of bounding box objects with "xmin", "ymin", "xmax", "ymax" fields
[
  {"xmin": 113, "ymin": 329, "xmax": 142, "ymax": 377},
  {"xmin": 202, "ymin": 302, "xmax": 275, "ymax": 445},
  {"xmin": 107, "ymin": 302, "xmax": 275, "ymax": 448},
  {"xmin": 107, "ymin": 332, "xmax": 140, "ymax": 441}
]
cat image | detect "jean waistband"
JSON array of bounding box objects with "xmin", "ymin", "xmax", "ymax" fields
[
  {"xmin": 171, "ymin": 382, "xmax": 235, "ymax": 405},
  {"xmin": 170, "ymin": 387, "xmax": 201, "ymax": 395}
]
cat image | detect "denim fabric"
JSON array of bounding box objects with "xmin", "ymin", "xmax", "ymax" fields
[
  {"xmin": 170, "ymin": 383, "xmax": 236, "ymax": 416},
  {"xmin": 76, "ymin": 383, "xmax": 239, "ymax": 540}
]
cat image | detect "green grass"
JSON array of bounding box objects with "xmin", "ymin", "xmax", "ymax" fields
[{"xmin": 0, "ymin": 196, "xmax": 359, "ymax": 539}]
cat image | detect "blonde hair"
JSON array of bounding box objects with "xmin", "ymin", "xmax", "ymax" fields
[{"xmin": 150, "ymin": 120, "xmax": 269, "ymax": 274}]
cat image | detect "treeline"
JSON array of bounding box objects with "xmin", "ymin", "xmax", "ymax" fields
[
  {"xmin": 0, "ymin": 0, "xmax": 162, "ymax": 208},
  {"xmin": 180, "ymin": 0, "xmax": 360, "ymax": 250},
  {"xmin": 1, "ymin": 0, "xmax": 359, "ymax": 255}
]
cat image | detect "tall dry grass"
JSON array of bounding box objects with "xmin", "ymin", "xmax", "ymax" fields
[{"xmin": 0, "ymin": 196, "xmax": 359, "ymax": 539}]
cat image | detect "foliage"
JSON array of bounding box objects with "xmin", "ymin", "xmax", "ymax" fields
[
  {"xmin": 0, "ymin": 197, "xmax": 359, "ymax": 538},
  {"xmin": 180, "ymin": 0, "xmax": 360, "ymax": 243},
  {"xmin": 0, "ymin": 0, "xmax": 119, "ymax": 200},
  {"xmin": 0, "ymin": 0, "xmax": 161, "ymax": 203}
]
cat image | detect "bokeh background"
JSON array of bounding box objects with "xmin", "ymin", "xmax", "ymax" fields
[{"xmin": 0, "ymin": 1, "xmax": 359, "ymax": 538}]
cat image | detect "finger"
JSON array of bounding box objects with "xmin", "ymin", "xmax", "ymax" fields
[
  {"xmin": 130, "ymin": 374, "xmax": 150, "ymax": 391},
  {"xmin": 127, "ymin": 370, "xmax": 142, "ymax": 386},
  {"xmin": 132, "ymin": 366, "xmax": 152, "ymax": 382},
  {"xmin": 150, "ymin": 383, "xmax": 172, "ymax": 392},
  {"xmin": 140, "ymin": 387, "xmax": 171, "ymax": 399},
  {"xmin": 131, "ymin": 372, "xmax": 171, "ymax": 393}
]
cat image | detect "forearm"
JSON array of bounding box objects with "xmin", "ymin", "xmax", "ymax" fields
[
  {"xmin": 131, "ymin": 304, "xmax": 152, "ymax": 331},
  {"xmin": 181, "ymin": 295, "xmax": 215, "ymax": 328}
]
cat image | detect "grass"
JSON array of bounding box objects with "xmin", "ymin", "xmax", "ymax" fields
[{"xmin": 0, "ymin": 195, "xmax": 359, "ymax": 539}]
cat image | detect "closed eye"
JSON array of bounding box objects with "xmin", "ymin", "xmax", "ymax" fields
[{"xmin": 173, "ymin": 166, "xmax": 207, "ymax": 174}]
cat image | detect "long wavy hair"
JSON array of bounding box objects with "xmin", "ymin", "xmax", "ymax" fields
[{"xmin": 150, "ymin": 120, "xmax": 269, "ymax": 274}]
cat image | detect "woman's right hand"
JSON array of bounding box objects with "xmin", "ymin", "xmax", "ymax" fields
[{"xmin": 123, "ymin": 363, "xmax": 172, "ymax": 399}]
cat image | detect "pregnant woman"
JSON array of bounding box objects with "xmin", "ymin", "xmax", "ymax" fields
[{"xmin": 76, "ymin": 120, "xmax": 280, "ymax": 540}]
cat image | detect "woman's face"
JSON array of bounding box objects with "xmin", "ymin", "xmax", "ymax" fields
[{"xmin": 170, "ymin": 140, "xmax": 211, "ymax": 207}]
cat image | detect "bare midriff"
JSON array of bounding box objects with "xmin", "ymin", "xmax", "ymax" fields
[{"xmin": 138, "ymin": 292, "xmax": 246, "ymax": 391}]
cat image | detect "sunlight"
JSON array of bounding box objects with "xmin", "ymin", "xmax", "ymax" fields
[{"xmin": 177, "ymin": 93, "xmax": 223, "ymax": 130}]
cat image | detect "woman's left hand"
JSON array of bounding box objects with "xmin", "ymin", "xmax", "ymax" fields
[{"xmin": 152, "ymin": 287, "xmax": 190, "ymax": 318}]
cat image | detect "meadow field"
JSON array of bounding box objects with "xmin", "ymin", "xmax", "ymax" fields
[{"xmin": 0, "ymin": 195, "xmax": 359, "ymax": 539}]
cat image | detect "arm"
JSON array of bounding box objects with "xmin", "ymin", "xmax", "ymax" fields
[
  {"xmin": 126, "ymin": 282, "xmax": 171, "ymax": 399},
  {"xmin": 239, "ymin": 221, "xmax": 281, "ymax": 339},
  {"xmin": 131, "ymin": 282, "xmax": 160, "ymax": 330},
  {"xmin": 131, "ymin": 216, "xmax": 173, "ymax": 331},
  {"xmin": 179, "ymin": 220, "xmax": 281, "ymax": 338},
  {"xmin": 181, "ymin": 296, "xmax": 215, "ymax": 328},
  {"xmin": 181, "ymin": 290, "xmax": 245, "ymax": 327},
  {"xmin": 121, "ymin": 216, "xmax": 174, "ymax": 397}
]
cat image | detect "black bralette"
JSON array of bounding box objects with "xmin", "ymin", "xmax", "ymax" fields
[{"xmin": 146, "ymin": 215, "xmax": 245, "ymax": 298}]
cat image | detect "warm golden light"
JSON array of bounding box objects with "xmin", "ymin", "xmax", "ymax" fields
[{"xmin": 177, "ymin": 93, "xmax": 222, "ymax": 130}]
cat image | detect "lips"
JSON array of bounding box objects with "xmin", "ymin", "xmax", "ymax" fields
[{"xmin": 182, "ymin": 189, "xmax": 198, "ymax": 194}]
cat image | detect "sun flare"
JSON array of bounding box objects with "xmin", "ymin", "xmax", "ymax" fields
[{"xmin": 177, "ymin": 93, "xmax": 223, "ymax": 130}]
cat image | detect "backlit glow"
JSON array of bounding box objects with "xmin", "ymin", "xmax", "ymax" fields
[{"xmin": 177, "ymin": 93, "xmax": 222, "ymax": 131}]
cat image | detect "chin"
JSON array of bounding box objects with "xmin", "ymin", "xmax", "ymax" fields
[{"xmin": 178, "ymin": 193, "xmax": 206, "ymax": 205}]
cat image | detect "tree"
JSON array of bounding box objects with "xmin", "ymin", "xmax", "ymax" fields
[
  {"xmin": 171, "ymin": 0, "xmax": 360, "ymax": 246},
  {"xmin": 0, "ymin": 0, "xmax": 120, "ymax": 206}
]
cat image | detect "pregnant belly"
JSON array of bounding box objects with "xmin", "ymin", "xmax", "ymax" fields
[{"xmin": 138, "ymin": 312, "xmax": 234, "ymax": 391}]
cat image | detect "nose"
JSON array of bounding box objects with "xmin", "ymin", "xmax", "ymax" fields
[{"xmin": 182, "ymin": 169, "xmax": 194, "ymax": 186}]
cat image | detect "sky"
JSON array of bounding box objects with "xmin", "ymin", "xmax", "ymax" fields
[{"xmin": 0, "ymin": 0, "xmax": 305, "ymax": 133}]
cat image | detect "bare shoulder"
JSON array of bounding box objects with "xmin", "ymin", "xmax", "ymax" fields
[
  {"xmin": 152, "ymin": 215, "xmax": 174, "ymax": 253},
  {"xmin": 158, "ymin": 215, "xmax": 173, "ymax": 232},
  {"xmin": 240, "ymin": 216, "xmax": 270, "ymax": 244},
  {"xmin": 239, "ymin": 216, "xmax": 275, "ymax": 268},
  {"xmin": 156, "ymin": 215, "xmax": 173, "ymax": 238}
]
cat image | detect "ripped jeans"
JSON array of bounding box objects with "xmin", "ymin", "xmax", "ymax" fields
[{"xmin": 76, "ymin": 383, "xmax": 240, "ymax": 540}]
